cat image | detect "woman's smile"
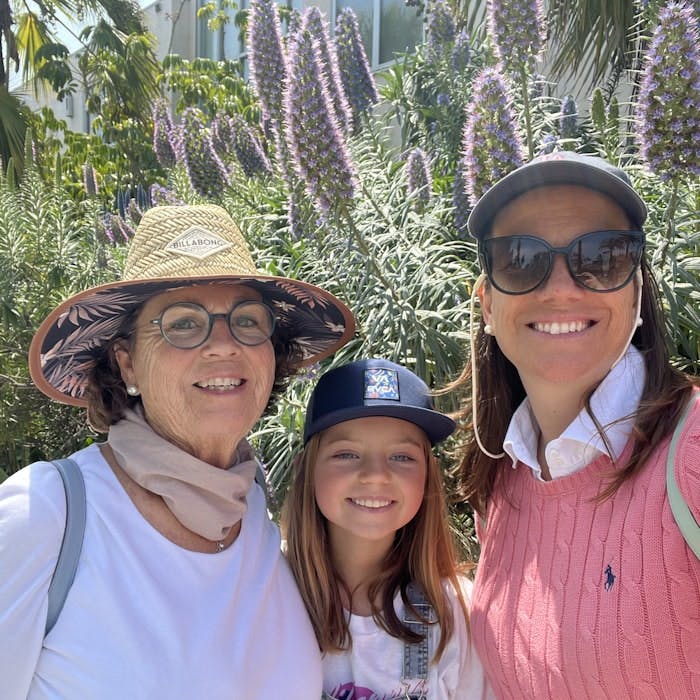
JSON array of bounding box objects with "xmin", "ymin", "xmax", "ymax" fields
[{"xmin": 529, "ymin": 319, "xmax": 594, "ymax": 335}]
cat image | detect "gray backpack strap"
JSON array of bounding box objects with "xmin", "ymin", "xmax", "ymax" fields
[
  {"xmin": 254, "ymin": 464, "xmax": 268, "ymax": 501},
  {"xmin": 402, "ymin": 582, "xmax": 436, "ymax": 693},
  {"xmin": 667, "ymin": 395, "xmax": 700, "ymax": 559},
  {"xmin": 45, "ymin": 458, "xmax": 86, "ymax": 635}
]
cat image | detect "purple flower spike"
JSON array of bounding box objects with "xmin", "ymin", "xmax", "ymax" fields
[
  {"xmin": 230, "ymin": 114, "xmax": 273, "ymax": 177},
  {"xmin": 115, "ymin": 214, "xmax": 135, "ymax": 242},
  {"xmin": 153, "ymin": 99, "xmax": 176, "ymax": 169},
  {"xmin": 287, "ymin": 193, "xmax": 305, "ymax": 240},
  {"xmin": 451, "ymin": 159, "xmax": 470, "ymax": 236},
  {"xmin": 284, "ymin": 23, "xmax": 357, "ymax": 216},
  {"xmin": 100, "ymin": 213, "xmax": 116, "ymax": 244},
  {"xmin": 286, "ymin": 9, "xmax": 302, "ymax": 43},
  {"xmin": 559, "ymin": 95, "xmax": 578, "ymax": 139},
  {"xmin": 487, "ymin": 0, "xmax": 545, "ymax": 74},
  {"xmin": 149, "ymin": 184, "xmax": 182, "ymax": 207},
  {"xmin": 462, "ymin": 67, "xmax": 525, "ymax": 205},
  {"xmin": 247, "ymin": 0, "xmax": 288, "ymax": 132},
  {"xmin": 638, "ymin": 2, "xmax": 700, "ymax": 182},
  {"xmin": 83, "ymin": 162, "xmax": 98, "ymax": 196},
  {"xmin": 335, "ymin": 8, "xmax": 378, "ymax": 132},
  {"xmin": 175, "ymin": 108, "xmax": 230, "ymax": 199},
  {"xmin": 539, "ymin": 133, "xmax": 558, "ymax": 155},
  {"xmin": 211, "ymin": 113, "xmax": 235, "ymax": 161},
  {"xmin": 427, "ymin": 0, "xmax": 456, "ymax": 63},
  {"xmin": 406, "ymin": 147, "xmax": 433, "ymax": 210},
  {"xmin": 127, "ymin": 198, "xmax": 143, "ymax": 225},
  {"xmin": 303, "ymin": 7, "xmax": 353, "ymax": 133},
  {"xmin": 451, "ymin": 28, "xmax": 471, "ymax": 72}
]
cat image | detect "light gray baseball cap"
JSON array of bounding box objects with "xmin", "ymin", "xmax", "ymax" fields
[{"xmin": 467, "ymin": 151, "xmax": 648, "ymax": 239}]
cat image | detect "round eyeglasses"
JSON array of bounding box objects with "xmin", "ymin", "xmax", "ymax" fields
[
  {"xmin": 150, "ymin": 301, "xmax": 276, "ymax": 349},
  {"xmin": 479, "ymin": 229, "xmax": 645, "ymax": 295}
]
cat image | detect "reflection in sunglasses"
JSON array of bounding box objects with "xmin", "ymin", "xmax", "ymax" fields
[{"xmin": 481, "ymin": 230, "xmax": 644, "ymax": 295}]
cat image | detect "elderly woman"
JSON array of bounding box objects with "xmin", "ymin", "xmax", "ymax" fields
[
  {"xmin": 0, "ymin": 204, "xmax": 355, "ymax": 699},
  {"xmin": 454, "ymin": 152, "xmax": 700, "ymax": 698}
]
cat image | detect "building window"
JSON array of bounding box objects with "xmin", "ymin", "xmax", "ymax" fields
[
  {"xmin": 334, "ymin": 0, "xmax": 422, "ymax": 68},
  {"xmin": 197, "ymin": 0, "xmax": 302, "ymax": 64},
  {"xmin": 196, "ymin": 0, "xmax": 218, "ymax": 59}
]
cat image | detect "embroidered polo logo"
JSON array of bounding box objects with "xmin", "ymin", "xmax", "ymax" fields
[
  {"xmin": 604, "ymin": 564, "xmax": 615, "ymax": 591},
  {"xmin": 364, "ymin": 368, "xmax": 400, "ymax": 400},
  {"xmin": 164, "ymin": 227, "xmax": 233, "ymax": 259}
]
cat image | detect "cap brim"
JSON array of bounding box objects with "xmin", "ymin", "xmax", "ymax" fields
[
  {"xmin": 29, "ymin": 274, "xmax": 355, "ymax": 407},
  {"xmin": 304, "ymin": 404, "xmax": 456, "ymax": 445},
  {"xmin": 467, "ymin": 158, "xmax": 647, "ymax": 239}
]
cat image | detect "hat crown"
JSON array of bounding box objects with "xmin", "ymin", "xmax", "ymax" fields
[
  {"xmin": 303, "ymin": 358, "xmax": 455, "ymax": 445},
  {"xmin": 467, "ymin": 150, "xmax": 647, "ymax": 239},
  {"xmin": 529, "ymin": 150, "xmax": 633, "ymax": 186},
  {"xmin": 124, "ymin": 205, "xmax": 258, "ymax": 281}
]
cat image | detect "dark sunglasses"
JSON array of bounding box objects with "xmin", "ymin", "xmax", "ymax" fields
[
  {"xmin": 479, "ymin": 229, "xmax": 645, "ymax": 295},
  {"xmin": 150, "ymin": 301, "xmax": 276, "ymax": 349}
]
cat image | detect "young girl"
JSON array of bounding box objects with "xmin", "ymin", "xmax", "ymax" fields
[{"xmin": 284, "ymin": 358, "xmax": 493, "ymax": 700}]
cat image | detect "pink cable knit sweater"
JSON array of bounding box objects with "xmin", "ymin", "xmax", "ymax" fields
[{"xmin": 471, "ymin": 398, "xmax": 700, "ymax": 699}]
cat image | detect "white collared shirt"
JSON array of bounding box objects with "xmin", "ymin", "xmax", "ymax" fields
[{"xmin": 503, "ymin": 345, "xmax": 646, "ymax": 480}]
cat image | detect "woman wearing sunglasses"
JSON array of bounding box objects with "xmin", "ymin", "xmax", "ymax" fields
[{"xmin": 453, "ymin": 152, "xmax": 699, "ymax": 698}]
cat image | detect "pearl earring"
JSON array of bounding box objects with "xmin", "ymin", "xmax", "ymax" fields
[
  {"xmin": 126, "ymin": 385, "xmax": 140, "ymax": 396},
  {"xmin": 635, "ymin": 318, "xmax": 643, "ymax": 328},
  {"xmin": 483, "ymin": 324, "xmax": 495, "ymax": 336}
]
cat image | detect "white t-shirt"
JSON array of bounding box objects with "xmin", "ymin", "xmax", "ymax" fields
[
  {"xmin": 322, "ymin": 578, "xmax": 494, "ymax": 700},
  {"xmin": 0, "ymin": 443, "xmax": 322, "ymax": 699}
]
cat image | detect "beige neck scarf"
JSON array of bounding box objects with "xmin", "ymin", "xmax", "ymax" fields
[{"xmin": 108, "ymin": 407, "xmax": 257, "ymax": 541}]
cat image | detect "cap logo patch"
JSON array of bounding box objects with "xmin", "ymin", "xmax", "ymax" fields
[
  {"xmin": 164, "ymin": 226, "xmax": 233, "ymax": 259},
  {"xmin": 364, "ymin": 368, "xmax": 400, "ymax": 400}
]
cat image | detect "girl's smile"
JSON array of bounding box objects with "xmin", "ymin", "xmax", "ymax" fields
[{"xmin": 314, "ymin": 416, "xmax": 428, "ymax": 549}]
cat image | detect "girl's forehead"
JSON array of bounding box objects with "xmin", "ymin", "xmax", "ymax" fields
[{"xmin": 319, "ymin": 416, "xmax": 429, "ymax": 445}]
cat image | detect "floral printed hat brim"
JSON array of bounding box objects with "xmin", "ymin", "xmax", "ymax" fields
[
  {"xmin": 28, "ymin": 204, "xmax": 355, "ymax": 407},
  {"xmin": 29, "ymin": 274, "xmax": 356, "ymax": 407}
]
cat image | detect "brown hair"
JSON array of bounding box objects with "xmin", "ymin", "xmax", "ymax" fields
[
  {"xmin": 454, "ymin": 257, "xmax": 698, "ymax": 516},
  {"xmin": 84, "ymin": 300, "xmax": 304, "ymax": 433},
  {"xmin": 283, "ymin": 432, "xmax": 471, "ymax": 662}
]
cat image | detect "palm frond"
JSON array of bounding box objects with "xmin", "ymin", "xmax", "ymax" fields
[{"xmin": 547, "ymin": 0, "xmax": 643, "ymax": 90}]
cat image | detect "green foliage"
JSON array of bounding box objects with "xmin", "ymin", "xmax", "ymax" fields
[
  {"xmin": 379, "ymin": 44, "xmax": 485, "ymax": 166},
  {"xmin": 4, "ymin": 0, "xmax": 159, "ymax": 177},
  {"xmin": 31, "ymin": 108, "xmax": 163, "ymax": 206},
  {"xmin": 548, "ymin": 0, "xmax": 644, "ymax": 90},
  {"xmin": 0, "ymin": 152, "xmax": 125, "ymax": 476},
  {"xmin": 0, "ymin": 88, "xmax": 28, "ymax": 181},
  {"xmin": 159, "ymin": 54, "xmax": 259, "ymax": 121}
]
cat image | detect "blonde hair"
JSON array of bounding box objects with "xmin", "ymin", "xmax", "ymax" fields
[{"xmin": 283, "ymin": 430, "xmax": 471, "ymax": 662}]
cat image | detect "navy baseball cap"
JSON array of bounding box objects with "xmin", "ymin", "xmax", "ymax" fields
[
  {"xmin": 303, "ymin": 358, "xmax": 456, "ymax": 445},
  {"xmin": 467, "ymin": 151, "xmax": 647, "ymax": 239}
]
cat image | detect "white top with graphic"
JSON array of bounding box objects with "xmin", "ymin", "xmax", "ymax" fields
[{"xmin": 322, "ymin": 577, "xmax": 494, "ymax": 700}]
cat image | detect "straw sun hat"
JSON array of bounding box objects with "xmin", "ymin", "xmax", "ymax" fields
[{"xmin": 29, "ymin": 204, "xmax": 356, "ymax": 407}]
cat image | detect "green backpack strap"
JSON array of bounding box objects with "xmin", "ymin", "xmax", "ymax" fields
[
  {"xmin": 666, "ymin": 395, "xmax": 700, "ymax": 559},
  {"xmin": 45, "ymin": 458, "xmax": 87, "ymax": 636}
]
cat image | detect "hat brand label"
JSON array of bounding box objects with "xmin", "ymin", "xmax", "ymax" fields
[
  {"xmin": 364, "ymin": 368, "xmax": 400, "ymax": 401},
  {"xmin": 164, "ymin": 226, "xmax": 233, "ymax": 259}
]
